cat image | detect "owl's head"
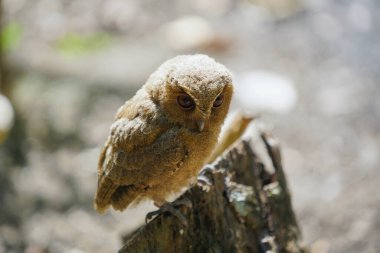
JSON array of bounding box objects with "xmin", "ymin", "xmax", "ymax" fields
[{"xmin": 146, "ymin": 54, "xmax": 233, "ymax": 132}]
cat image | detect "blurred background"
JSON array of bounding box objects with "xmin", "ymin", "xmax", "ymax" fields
[{"xmin": 1, "ymin": 0, "xmax": 379, "ymax": 252}]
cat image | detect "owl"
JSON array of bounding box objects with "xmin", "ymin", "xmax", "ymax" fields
[{"xmin": 94, "ymin": 54, "xmax": 233, "ymax": 216}]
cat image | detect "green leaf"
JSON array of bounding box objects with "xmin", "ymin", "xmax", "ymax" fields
[
  {"xmin": 56, "ymin": 32, "xmax": 111, "ymax": 56},
  {"xmin": 1, "ymin": 23, "xmax": 23, "ymax": 52}
]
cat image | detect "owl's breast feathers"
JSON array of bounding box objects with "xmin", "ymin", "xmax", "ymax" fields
[{"xmin": 94, "ymin": 98, "xmax": 216, "ymax": 213}]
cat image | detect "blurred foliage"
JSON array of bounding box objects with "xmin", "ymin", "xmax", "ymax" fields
[
  {"xmin": 1, "ymin": 22, "xmax": 23, "ymax": 52},
  {"xmin": 56, "ymin": 32, "xmax": 111, "ymax": 56}
]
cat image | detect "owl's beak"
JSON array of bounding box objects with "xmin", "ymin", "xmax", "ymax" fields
[{"xmin": 196, "ymin": 119, "xmax": 205, "ymax": 132}]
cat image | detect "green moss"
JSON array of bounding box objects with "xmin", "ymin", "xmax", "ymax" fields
[{"xmin": 228, "ymin": 184, "xmax": 260, "ymax": 221}]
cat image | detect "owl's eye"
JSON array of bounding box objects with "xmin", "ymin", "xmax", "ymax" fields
[
  {"xmin": 177, "ymin": 94, "xmax": 195, "ymax": 110},
  {"xmin": 213, "ymin": 94, "xmax": 224, "ymax": 108}
]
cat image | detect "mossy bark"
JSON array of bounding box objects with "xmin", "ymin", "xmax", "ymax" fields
[{"xmin": 119, "ymin": 130, "xmax": 307, "ymax": 253}]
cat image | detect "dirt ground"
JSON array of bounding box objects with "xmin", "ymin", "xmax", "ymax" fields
[{"xmin": 1, "ymin": 0, "xmax": 379, "ymax": 252}]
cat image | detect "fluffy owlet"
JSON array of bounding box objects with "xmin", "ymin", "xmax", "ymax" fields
[{"xmin": 94, "ymin": 54, "xmax": 233, "ymax": 215}]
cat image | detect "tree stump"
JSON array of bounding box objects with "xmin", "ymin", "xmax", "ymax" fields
[{"xmin": 119, "ymin": 128, "xmax": 307, "ymax": 253}]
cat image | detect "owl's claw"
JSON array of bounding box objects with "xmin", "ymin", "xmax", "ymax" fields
[
  {"xmin": 197, "ymin": 175, "xmax": 212, "ymax": 192},
  {"xmin": 145, "ymin": 198, "xmax": 192, "ymax": 226},
  {"xmin": 197, "ymin": 165, "xmax": 214, "ymax": 191}
]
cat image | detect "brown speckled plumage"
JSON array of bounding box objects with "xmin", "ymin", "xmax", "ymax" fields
[{"xmin": 94, "ymin": 54, "xmax": 233, "ymax": 213}]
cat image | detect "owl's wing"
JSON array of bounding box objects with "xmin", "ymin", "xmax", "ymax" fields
[
  {"xmin": 94, "ymin": 112, "xmax": 187, "ymax": 213},
  {"xmin": 94, "ymin": 114, "xmax": 161, "ymax": 213}
]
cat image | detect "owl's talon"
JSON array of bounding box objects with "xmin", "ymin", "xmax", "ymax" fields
[
  {"xmin": 198, "ymin": 165, "xmax": 214, "ymax": 178},
  {"xmin": 173, "ymin": 197, "xmax": 192, "ymax": 209},
  {"xmin": 145, "ymin": 209, "xmax": 161, "ymax": 224},
  {"xmin": 197, "ymin": 165, "xmax": 214, "ymax": 191},
  {"xmin": 145, "ymin": 199, "xmax": 192, "ymax": 226},
  {"xmin": 197, "ymin": 175, "xmax": 212, "ymax": 192}
]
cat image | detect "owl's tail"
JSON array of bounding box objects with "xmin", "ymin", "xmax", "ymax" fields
[
  {"xmin": 94, "ymin": 141, "xmax": 138, "ymax": 212},
  {"xmin": 110, "ymin": 185, "xmax": 139, "ymax": 211},
  {"xmin": 94, "ymin": 176, "xmax": 118, "ymax": 214}
]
